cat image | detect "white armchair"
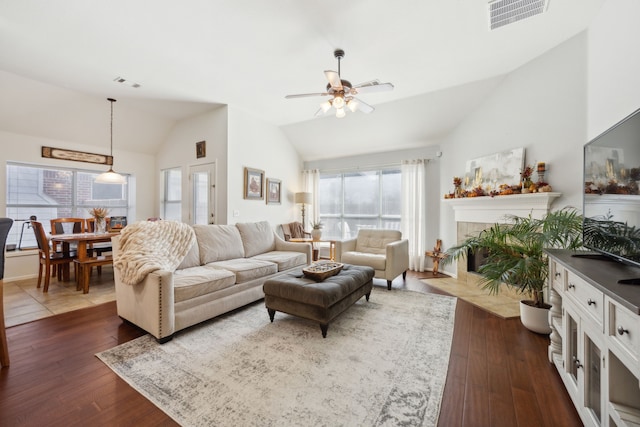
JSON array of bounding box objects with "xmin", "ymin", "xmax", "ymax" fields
[{"xmin": 335, "ymin": 229, "xmax": 409, "ymax": 290}]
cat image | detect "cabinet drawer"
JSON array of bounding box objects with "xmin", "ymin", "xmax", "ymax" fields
[
  {"xmin": 550, "ymin": 259, "xmax": 566, "ymax": 293},
  {"xmin": 566, "ymin": 272, "xmax": 604, "ymax": 327},
  {"xmin": 608, "ymin": 298, "xmax": 640, "ymax": 361}
]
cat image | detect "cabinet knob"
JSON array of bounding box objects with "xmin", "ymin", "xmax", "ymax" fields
[
  {"xmin": 587, "ymin": 299, "xmax": 596, "ymax": 306},
  {"xmin": 555, "ymin": 272, "xmax": 561, "ymax": 278},
  {"xmin": 573, "ymin": 357, "xmax": 583, "ymax": 369},
  {"xmin": 568, "ymin": 283, "xmax": 575, "ymax": 289},
  {"xmin": 617, "ymin": 326, "xmax": 629, "ymax": 335}
]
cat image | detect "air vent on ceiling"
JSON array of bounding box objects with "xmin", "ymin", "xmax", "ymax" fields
[
  {"xmin": 113, "ymin": 76, "xmax": 141, "ymax": 88},
  {"xmin": 488, "ymin": 0, "xmax": 548, "ymax": 30}
]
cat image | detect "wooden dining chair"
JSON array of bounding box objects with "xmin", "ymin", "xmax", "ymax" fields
[
  {"xmin": 49, "ymin": 217, "xmax": 85, "ymax": 278},
  {"xmin": 0, "ymin": 217, "xmax": 13, "ymax": 367},
  {"xmin": 85, "ymin": 217, "xmax": 112, "ymax": 265},
  {"xmin": 50, "ymin": 218, "xmax": 84, "ymax": 251},
  {"xmin": 32, "ymin": 221, "xmax": 77, "ymax": 292}
]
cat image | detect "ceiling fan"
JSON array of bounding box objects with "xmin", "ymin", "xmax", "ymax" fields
[{"xmin": 285, "ymin": 49, "xmax": 394, "ymax": 118}]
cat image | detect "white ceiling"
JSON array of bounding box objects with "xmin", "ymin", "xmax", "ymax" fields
[{"xmin": 0, "ymin": 0, "xmax": 603, "ymax": 160}]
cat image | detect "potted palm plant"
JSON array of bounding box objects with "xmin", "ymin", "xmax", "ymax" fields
[{"xmin": 442, "ymin": 208, "xmax": 583, "ymax": 333}]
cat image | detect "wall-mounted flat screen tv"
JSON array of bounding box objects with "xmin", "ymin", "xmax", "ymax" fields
[{"xmin": 583, "ymin": 107, "xmax": 640, "ymax": 270}]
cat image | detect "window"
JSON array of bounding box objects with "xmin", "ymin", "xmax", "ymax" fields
[
  {"xmin": 319, "ymin": 168, "xmax": 401, "ymax": 240},
  {"xmin": 5, "ymin": 162, "xmax": 129, "ymax": 248},
  {"xmin": 161, "ymin": 168, "xmax": 182, "ymax": 221}
]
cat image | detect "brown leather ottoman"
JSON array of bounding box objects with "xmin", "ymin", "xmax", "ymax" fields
[{"xmin": 263, "ymin": 264, "xmax": 374, "ymax": 337}]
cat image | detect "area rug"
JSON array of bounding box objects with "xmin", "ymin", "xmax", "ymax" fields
[
  {"xmin": 421, "ymin": 276, "xmax": 521, "ymax": 319},
  {"xmin": 97, "ymin": 289, "xmax": 457, "ymax": 426}
]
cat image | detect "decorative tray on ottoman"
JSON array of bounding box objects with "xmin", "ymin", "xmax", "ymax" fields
[{"xmin": 302, "ymin": 261, "xmax": 344, "ymax": 281}]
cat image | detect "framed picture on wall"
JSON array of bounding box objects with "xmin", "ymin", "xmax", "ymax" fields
[
  {"xmin": 266, "ymin": 178, "xmax": 281, "ymax": 204},
  {"xmin": 196, "ymin": 140, "xmax": 206, "ymax": 159},
  {"xmin": 244, "ymin": 167, "xmax": 264, "ymax": 200}
]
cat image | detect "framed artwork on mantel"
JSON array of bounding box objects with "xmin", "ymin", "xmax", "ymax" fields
[
  {"xmin": 244, "ymin": 167, "xmax": 264, "ymax": 200},
  {"xmin": 464, "ymin": 147, "xmax": 524, "ymax": 189}
]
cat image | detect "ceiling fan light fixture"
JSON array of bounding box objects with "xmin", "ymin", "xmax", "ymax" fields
[
  {"xmin": 320, "ymin": 100, "xmax": 332, "ymax": 113},
  {"xmin": 96, "ymin": 98, "xmax": 126, "ymax": 185},
  {"xmin": 347, "ymin": 98, "xmax": 359, "ymax": 113},
  {"xmin": 285, "ymin": 49, "xmax": 393, "ymax": 119}
]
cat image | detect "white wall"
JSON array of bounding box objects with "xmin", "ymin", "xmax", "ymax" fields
[
  {"xmin": 0, "ymin": 130, "xmax": 156, "ymax": 220},
  {"xmin": 227, "ymin": 106, "xmax": 303, "ymax": 225},
  {"xmin": 438, "ymin": 32, "xmax": 588, "ymax": 275},
  {"xmin": 156, "ymin": 106, "xmax": 229, "ymax": 224},
  {"xmin": 587, "ymin": 0, "xmax": 640, "ymax": 138}
]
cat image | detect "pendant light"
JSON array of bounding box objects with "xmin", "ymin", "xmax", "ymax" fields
[{"xmin": 96, "ymin": 98, "xmax": 126, "ymax": 184}]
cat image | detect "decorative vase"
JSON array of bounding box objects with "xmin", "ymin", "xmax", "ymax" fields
[
  {"xmin": 454, "ymin": 185, "xmax": 463, "ymax": 198},
  {"xmin": 95, "ymin": 217, "xmax": 107, "ymax": 234},
  {"xmin": 311, "ymin": 229, "xmax": 322, "ymax": 241},
  {"xmin": 519, "ymin": 300, "xmax": 552, "ymax": 334}
]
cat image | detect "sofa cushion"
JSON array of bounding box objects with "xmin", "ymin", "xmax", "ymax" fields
[
  {"xmin": 355, "ymin": 229, "xmax": 402, "ymax": 254},
  {"xmin": 173, "ymin": 265, "xmax": 236, "ymax": 303},
  {"xmin": 207, "ymin": 258, "xmax": 277, "ymax": 284},
  {"xmin": 177, "ymin": 239, "xmax": 201, "ymax": 270},
  {"xmin": 251, "ymin": 251, "xmax": 307, "ymax": 272},
  {"xmin": 236, "ymin": 221, "xmax": 276, "ymax": 258},
  {"xmin": 194, "ymin": 224, "xmax": 245, "ymax": 264},
  {"xmin": 341, "ymin": 251, "xmax": 386, "ymax": 271}
]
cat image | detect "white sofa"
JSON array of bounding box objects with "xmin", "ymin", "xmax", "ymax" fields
[
  {"xmin": 335, "ymin": 229, "xmax": 409, "ymax": 290},
  {"xmin": 112, "ymin": 221, "xmax": 311, "ymax": 343}
]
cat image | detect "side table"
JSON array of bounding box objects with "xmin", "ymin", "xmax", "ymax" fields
[{"xmin": 290, "ymin": 238, "xmax": 336, "ymax": 261}]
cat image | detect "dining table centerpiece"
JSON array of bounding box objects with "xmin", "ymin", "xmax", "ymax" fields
[{"xmin": 88, "ymin": 207, "xmax": 109, "ymax": 233}]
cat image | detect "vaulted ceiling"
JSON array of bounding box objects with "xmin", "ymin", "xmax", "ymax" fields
[{"xmin": 0, "ymin": 0, "xmax": 603, "ymax": 160}]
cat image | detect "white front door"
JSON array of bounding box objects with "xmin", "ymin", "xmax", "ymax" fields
[{"xmin": 189, "ymin": 163, "xmax": 216, "ymax": 225}]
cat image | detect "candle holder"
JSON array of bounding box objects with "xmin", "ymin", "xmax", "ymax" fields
[{"xmin": 537, "ymin": 162, "xmax": 546, "ymax": 183}]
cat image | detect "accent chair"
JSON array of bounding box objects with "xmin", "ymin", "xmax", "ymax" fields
[{"xmin": 335, "ymin": 229, "xmax": 409, "ymax": 290}]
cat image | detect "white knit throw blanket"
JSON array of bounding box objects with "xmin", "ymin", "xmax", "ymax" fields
[{"xmin": 114, "ymin": 221, "xmax": 196, "ymax": 285}]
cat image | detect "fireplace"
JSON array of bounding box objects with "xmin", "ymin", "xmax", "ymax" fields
[
  {"xmin": 467, "ymin": 247, "xmax": 489, "ymax": 273},
  {"xmin": 444, "ymin": 192, "xmax": 560, "ymax": 284}
]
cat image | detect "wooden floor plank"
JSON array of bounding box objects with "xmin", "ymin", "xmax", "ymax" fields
[{"xmin": 0, "ymin": 271, "xmax": 581, "ymax": 426}]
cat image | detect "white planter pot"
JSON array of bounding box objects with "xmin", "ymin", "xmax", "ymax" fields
[
  {"xmin": 311, "ymin": 229, "xmax": 322, "ymax": 240},
  {"xmin": 519, "ymin": 300, "xmax": 552, "ymax": 334}
]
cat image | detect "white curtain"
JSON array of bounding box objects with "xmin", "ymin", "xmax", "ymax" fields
[
  {"xmin": 302, "ymin": 169, "xmax": 320, "ymax": 225},
  {"xmin": 401, "ymin": 159, "xmax": 428, "ymax": 272}
]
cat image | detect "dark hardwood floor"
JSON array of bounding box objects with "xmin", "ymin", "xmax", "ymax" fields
[{"xmin": 0, "ymin": 271, "xmax": 581, "ymax": 426}]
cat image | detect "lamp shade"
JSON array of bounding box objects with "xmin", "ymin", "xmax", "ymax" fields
[
  {"xmin": 294, "ymin": 192, "xmax": 312, "ymax": 204},
  {"xmin": 96, "ymin": 168, "xmax": 127, "ymax": 184}
]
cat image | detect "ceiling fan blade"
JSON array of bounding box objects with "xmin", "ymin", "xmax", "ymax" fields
[
  {"xmin": 314, "ymin": 107, "xmax": 329, "ymax": 117},
  {"xmin": 324, "ymin": 70, "xmax": 343, "ymax": 91},
  {"xmin": 351, "ymin": 97, "xmax": 375, "ymax": 114},
  {"xmin": 350, "ymin": 81, "xmax": 394, "ymax": 95},
  {"xmin": 285, "ymin": 92, "xmax": 329, "ymax": 99}
]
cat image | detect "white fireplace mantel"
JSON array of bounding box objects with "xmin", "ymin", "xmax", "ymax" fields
[{"xmin": 443, "ymin": 192, "xmax": 561, "ymax": 223}]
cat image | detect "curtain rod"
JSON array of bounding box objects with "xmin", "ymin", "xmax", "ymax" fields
[{"xmin": 308, "ymin": 159, "xmax": 430, "ymax": 174}]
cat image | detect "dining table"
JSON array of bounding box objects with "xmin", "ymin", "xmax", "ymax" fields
[{"xmin": 49, "ymin": 232, "xmax": 119, "ymax": 291}]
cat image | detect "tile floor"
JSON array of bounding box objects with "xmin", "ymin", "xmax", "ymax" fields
[
  {"xmin": 421, "ymin": 275, "xmax": 522, "ymax": 318},
  {"xmin": 3, "ymin": 267, "xmax": 115, "ymax": 328}
]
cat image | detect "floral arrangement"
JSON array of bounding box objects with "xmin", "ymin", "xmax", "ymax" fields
[
  {"xmin": 453, "ymin": 176, "xmax": 462, "ymax": 187},
  {"xmin": 520, "ymin": 165, "xmax": 534, "ymax": 182},
  {"xmin": 88, "ymin": 207, "xmax": 109, "ymax": 219}
]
